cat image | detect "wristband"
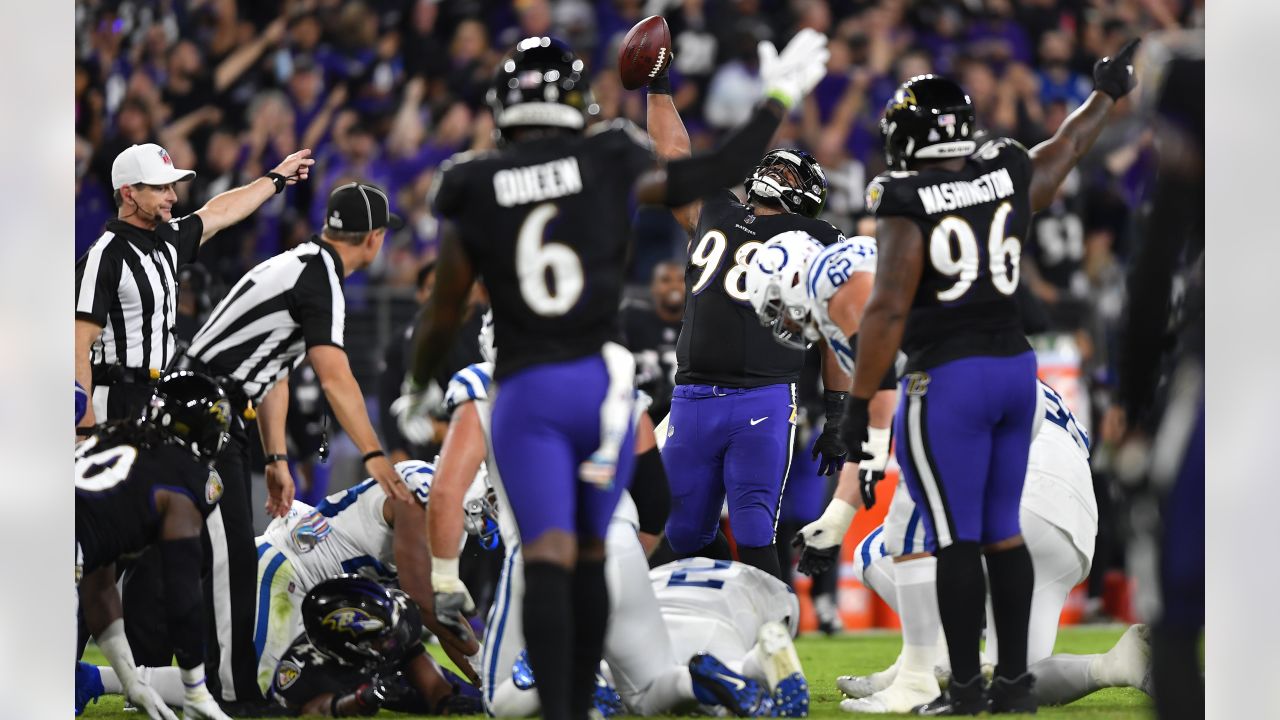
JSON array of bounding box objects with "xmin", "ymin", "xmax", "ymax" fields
[
  {"xmin": 362, "ymin": 449, "xmax": 386, "ymax": 464},
  {"xmin": 432, "ymin": 556, "xmax": 461, "ymax": 583},
  {"xmin": 648, "ymin": 70, "xmax": 672, "ymax": 95},
  {"xmin": 266, "ymin": 172, "xmax": 287, "ymax": 195},
  {"xmin": 264, "ymin": 453, "xmax": 288, "ymax": 466},
  {"xmin": 823, "ymin": 390, "xmax": 848, "ymax": 425}
]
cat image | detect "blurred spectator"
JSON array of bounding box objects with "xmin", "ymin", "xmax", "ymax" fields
[
  {"xmin": 1036, "ymin": 30, "xmax": 1091, "ymax": 110},
  {"xmin": 622, "ymin": 260, "xmax": 685, "ymax": 423}
]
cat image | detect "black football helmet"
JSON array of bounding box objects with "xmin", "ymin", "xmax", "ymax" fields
[
  {"xmin": 745, "ymin": 149, "xmax": 828, "ymax": 218},
  {"xmin": 302, "ymin": 575, "xmax": 422, "ymax": 671},
  {"xmin": 880, "ymin": 75, "xmax": 977, "ymax": 170},
  {"xmin": 486, "ymin": 37, "xmax": 599, "ymax": 136},
  {"xmin": 145, "ymin": 371, "xmax": 230, "ymax": 464}
]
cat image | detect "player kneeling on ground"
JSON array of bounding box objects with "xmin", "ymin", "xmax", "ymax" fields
[
  {"xmin": 75, "ymin": 372, "xmax": 232, "ymax": 720},
  {"xmin": 269, "ymin": 574, "xmax": 483, "ymax": 716}
]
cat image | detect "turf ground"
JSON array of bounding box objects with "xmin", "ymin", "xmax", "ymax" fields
[{"xmin": 79, "ymin": 625, "xmax": 1150, "ymax": 719}]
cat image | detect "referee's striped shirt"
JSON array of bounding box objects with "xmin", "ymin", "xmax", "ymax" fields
[
  {"xmin": 75, "ymin": 216, "xmax": 203, "ymax": 372},
  {"xmin": 186, "ymin": 237, "xmax": 346, "ymax": 402}
]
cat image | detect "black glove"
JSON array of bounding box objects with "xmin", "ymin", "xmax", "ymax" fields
[
  {"xmin": 354, "ymin": 671, "xmax": 410, "ymax": 714},
  {"xmin": 648, "ymin": 54, "xmax": 673, "ymax": 95},
  {"xmin": 858, "ymin": 468, "xmax": 884, "ymax": 510},
  {"xmin": 1093, "ymin": 38, "xmax": 1141, "ymax": 100},
  {"xmin": 812, "ymin": 391, "xmax": 849, "ymax": 476},
  {"xmin": 838, "ymin": 396, "xmax": 872, "ymax": 464},
  {"xmin": 791, "ymin": 534, "xmax": 840, "ymax": 576}
]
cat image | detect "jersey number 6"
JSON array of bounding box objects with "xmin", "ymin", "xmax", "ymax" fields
[
  {"xmin": 928, "ymin": 202, "xmax": 1020, "ymax": 302},
  {"xmin": 690, "ymin": 230, "xmax": 764, "ymax": 302},
  {"xmin": 517, "ymin": 203, "xmax": 584, "ymax": 317}
]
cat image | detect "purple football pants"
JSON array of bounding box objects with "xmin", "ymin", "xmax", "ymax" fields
[
  {"xmin": 895, "ymin": 352, "xmax": 1038, "ymax": 551},
  {"xmin": 490, "ymin": 354, "xmax": 636, "ymax": 544}
]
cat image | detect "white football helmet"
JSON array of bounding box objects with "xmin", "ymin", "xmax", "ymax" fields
[{"xmin": 746, "ymin": 230, "xmax": 826, "ymax": 350}]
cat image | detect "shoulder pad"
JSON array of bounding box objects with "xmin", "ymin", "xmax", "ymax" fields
[
  {"xmin": 445, "ymin": 362, "xmax": 495, "ymax": 413},
  {"xmin": 864, "ymin": 171, "xmax": 915, "ymax": 213},
  {"xmin": 587, "ymin": 118, "xmax": 655, "ymax": 152}
]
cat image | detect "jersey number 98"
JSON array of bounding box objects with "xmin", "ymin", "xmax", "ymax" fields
[
  {"xmin": 690, "ymin": 231, "xmax": 763, "ymax": 302},
  {"xmin": 928, "ymin": 202, "xmax": 1020, "ymax": 302},
  {"xmin": 518, "ymin": 203, "xmax": 584, "ymax": 316}
]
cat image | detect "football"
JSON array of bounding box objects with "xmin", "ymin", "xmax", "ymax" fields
[{"xmin": 618, "ymin": 15, "xmax": 672, "ymax": 90}]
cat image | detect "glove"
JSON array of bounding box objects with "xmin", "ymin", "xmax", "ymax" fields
[
  {"xmin": 432, "ymin": 556, "xmax": 477, "ymax": 640},
  {"xmin": 125, "ymin": 677, "xmax": 178, "ymax": 720},
  {"xmin": 1093, "ymin": 37, "xmax": 1141, "ymax": 100},
  {"xmin": 758, "ymin": 28, "xmax": 830, "ymax": 110},
  {"xmin": 181, "ymin": 665, "xmax": 231, "ymax": 720},
  {"xmin": 838, "ymin": 396, "xmax": 872, "ymax": 465},
  {"xmin": 355, "ymin": 671, "xmax": 411, "ymax": 711},
  {"xmin": 648, "ymin": 55, "xmax": 673, "ymax": 95},
  {"xmin": 857, "ymin": 426, "xmax": 892, "ymax": 510},
  {"xmin": 391, "ymin": 377, "xmax": 444, "ymax": 446},
  {"xmin": 812, "ymin": 391, "xmax": 849, "ymax": 476},
  {"xmin": 792, "ymin": 498, "xmax": 857, "ymax": 576}
]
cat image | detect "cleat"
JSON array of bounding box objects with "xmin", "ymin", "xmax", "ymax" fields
[
  {"xmin": 511, "ymin": 650, "xmax": 536, "ymax": 690},
  {"xmin": 814, "ymin": 594, "xmax": 844, "ymax": 636},
  {"xmin": 689, "ymin": 652, "xmax": 774, "ymax": 717},
  {"xmin": 757, "ymin": 621, "xmax": 804, "ymax": 691},
  {"xmin": 912, "ymin": 675, "xmax": 986, "ymax": 716},
  {"xmin": 75, "ymin": 662, "xmax": 104, "ymax": 716},
  {"xmin": 840, "ymin": 670, "xmax": 940, "ymax": 714},
  {"xmin": 773, "ymin": 673, "xmax": 809, "ymax": 717},
  {"xmin": 837, "ymin": 657, "xmax": 899, "ymax": 699},
  {"xmin": 592, "ymin": 672, "xmax": 625, "ymax": 718},
  {"xmin": 987, "ymin": 673, "xmax": 1037, "ymax": 714},
  {"xmin": 1098, "ymin": 624, "xmax": 1153, "ymax": 696}
]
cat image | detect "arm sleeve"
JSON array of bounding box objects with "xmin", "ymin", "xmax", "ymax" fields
[
  {"xmin": 75, "ymin": 239, "xmax": 121, "ymax": 325},
  {"xmin": 290, "ymin": 259, "xmax": 346, "ymax": 349},
  {"xmin": 663, "ymin": 101, "xmax": 784, "ymax": 207}
]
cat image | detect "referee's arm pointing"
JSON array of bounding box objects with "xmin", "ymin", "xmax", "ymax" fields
[{"xmin": 193, "ymin": 149, "xmax": 316, "ymax": 244}]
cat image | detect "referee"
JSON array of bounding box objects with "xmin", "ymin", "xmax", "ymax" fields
[
  {"xmin": 181, "ymin": 181, "xmax": 414, "ymax": 706},
  {"xmin": 75, "ymin": 142, "xmax": 315, "ymax": 429},
  {"xmin": 73, "ymin": 142, "xmax": 314, "ymax": 674}
]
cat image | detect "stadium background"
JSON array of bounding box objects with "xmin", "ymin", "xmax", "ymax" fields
[{"xmin": 74, "ymin": 0, "xmax": 1203, "ymax": 632}]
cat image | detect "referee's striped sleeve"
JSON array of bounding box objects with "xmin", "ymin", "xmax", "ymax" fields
[
  {"xmin": 74, "ymin": 234, "xmax": 120, "ymax": 325},
  {"xmin": 291, "ymin": 254, "xmax": 346, "ymax": 349}
]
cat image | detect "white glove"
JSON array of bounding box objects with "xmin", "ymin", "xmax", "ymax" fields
[
  {"xmin": 796, "ymin": 497, "xmax": 857, "ymax": 552},
  {"xmin": 182, "ymin": 665, "xmax": 231, "ymax": 720},
  {"xmin": 862, "ymin": 426, "xmax": 892, "ymax": 473},
  {"xmin": 431, "ymin": 557, "xmax": 476, "ymax": 615},
  {"xmin": 391, "ymin": 378, "xmax": 444, "ymax": 446},
  {"xmin": 125, "ymin": 678, "xmax": 179, "ymax": 720},
  {"xmin": 758, "ymin": 28, "xmax": 831, "ymax": 110}
]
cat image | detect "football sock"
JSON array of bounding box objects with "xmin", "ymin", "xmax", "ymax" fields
[
  {"xmin": 894, "ymin": 556, "xmax": 942, "ymax": 677},
  {"xmin": 985, "ymin": 543, "xmax": 1034, "ymax": 680},
  {"xmin": 737, "ymin": 543, "xmax": 783, "ymax": 580},
  {"xmin": 522, "ymin": 562, "xmax": 573, "ymax": 720},
  {"xmin": 1029, "ymin": 654, "xmax": 1098, "ymax": 705},
  {"xmin": 570, "ymin": 560, "xmax": 609, "ymax": 720},
  {"xmin": 934, "ymin": 541, "xmax": 985, "ymax": 684},
  {"xmin": 98, "ymin": 666, "xmax": 188, "ymax": 706},
  {"xmin": 98, "ymin": 665, "xmax": 123, "ymax": 695}
]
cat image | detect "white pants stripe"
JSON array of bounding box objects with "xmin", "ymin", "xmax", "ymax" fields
[
  {"xmin": 905, "ymin": 393, "xmax": 953, "ymax": 548},
  {"xmin": 206, "ymin": 506, "xmax": 238, "ymax": 701},
  {"xmin": 770, "ymin": 383, "xmax": 798, "ymax": 539}
]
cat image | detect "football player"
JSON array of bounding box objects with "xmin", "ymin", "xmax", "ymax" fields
[
  {"xmin": 268, "ymin": 574, "xmax": 483, "ymax": 716},
  {"xmin": 644, "ymin": 33, "xmax": 849, "ymax": 581},
  {"xmin": 844, "ymin": 384, "xmax": 1152, "ymax": 711},
  {"xmin": 410, "ymin": 33, "xmax": 829, "ymax": 719},
  {"xmin": 74, "ymin": 372, "xmax": 232, "ymax": 720},
  {"xmin": 835, "ymin": 41, "xmax": 1141, "ymax": 714}
]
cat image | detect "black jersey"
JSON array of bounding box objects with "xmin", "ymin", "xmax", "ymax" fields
[
  {"xmin": 675, "ymin": 190, "xmax": 845, "ymax": 387},
  {"xmin": 620, "ymin": 301, "xmax": 681, "ymax": 420},
  {"xmin": 432, "ymin": 120, "xmax": 655, "ymax": 380},
  {"xmin": 866, "ymin": 138, "xmax": 1035, "ymax": 372},
  {"xmin": 74, "ymin": 432, "xmax": 221, "ymax": 574},
  {"xmin": 270, "ymin": 635, "xmax": 376, "ymax": 711}
]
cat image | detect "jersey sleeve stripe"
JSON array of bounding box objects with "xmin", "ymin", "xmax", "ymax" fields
[
  {"xmin": 76, "ymin": 232, "xmax": 115, "ymax": 315},
  {"xmin": 807, "ymin": 247, "xmax": 835, "ymax": 299},
  {"xmin": 317, "ymin": 250, "xmax": 345, "ymax": 347}
]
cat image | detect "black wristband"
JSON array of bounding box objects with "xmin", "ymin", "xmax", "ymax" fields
[
  {"xmin": 266, "ymin": 172, "xmax": 287, "ymax": 195},
  {"xmin": 647, "ymin": 69, "xmax": 672, "ymax": 95},
  {"xmin": 264, "ymin": 453, "xmax": 288, "ymax": 466},
  {"xmin": 823, "ymin": 390, "xmax": 848, "ymax": 425},
  {"xmin": 362, "ymin": 449, "xmax": 386, "ymax": 464}
]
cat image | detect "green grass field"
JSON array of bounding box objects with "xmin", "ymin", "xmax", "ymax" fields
[{"xmin": 79, "ymin": 625, "xmax": 1150, "ymax": 719}]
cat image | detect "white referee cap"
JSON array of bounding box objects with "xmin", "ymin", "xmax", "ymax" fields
[{"xmin": 111, "ymin": 143, "xmax": 196, "ymax": 189}]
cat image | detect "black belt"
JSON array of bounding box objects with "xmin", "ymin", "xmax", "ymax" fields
[{"xmin": 91, "ymin": 365, "xmax": 158, "ymax": 387}]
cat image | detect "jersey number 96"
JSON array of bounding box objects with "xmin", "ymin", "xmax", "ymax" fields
[{"xmin": 928, "ymin": 202, "xmax": 1020, "ymax": 302}]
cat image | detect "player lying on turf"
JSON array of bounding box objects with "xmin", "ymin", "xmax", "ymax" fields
[
  {"xmin": 423, "ymin": 329, "xmax": 806, "ymax": 717},
  {"xmin": 75, "ymin": 372, "xmax": 232, "ymax": 720},
  {"xmin": 267, "ymin": 574, "xmax": 483, "ymax": 716},
  {"xmin": 843, "ymin": 386, "xmax": 1152, "ymax": 711}
]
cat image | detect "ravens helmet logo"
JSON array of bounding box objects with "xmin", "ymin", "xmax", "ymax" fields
[
  {"xmin": 321, "ymin": 607, "xmax": 386, "ymax": 637},
  {"xmin": 891, "ymin": 87, "xmax": 918, "ymax": 111},
  {"xmin": 208, "ymin": 399, "xmax": 230, "ymax": 428}
]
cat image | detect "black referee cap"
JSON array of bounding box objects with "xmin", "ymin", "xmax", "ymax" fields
[{"xmin": 326, "ymin": 182, "xmax": 405, "ymax": 232}]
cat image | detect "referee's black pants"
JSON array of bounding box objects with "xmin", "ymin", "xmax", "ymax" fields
[{"xmin": 203, "ymin": 420, "xmax": 264, "ymax": 704}]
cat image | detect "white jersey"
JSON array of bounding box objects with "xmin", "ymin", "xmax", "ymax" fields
[
  {"xmin": 1023, "ymin": 381, "xmax": 1096, "ymax": 564},
  {"xmin": 650, "ymin": 559, "xmax": 799, "ymax": 650},
  {"xmin": 257, "ymin": 460, "xmax": 436, "ymax": 589},
  {"xmin": 445, "ymin": 361, "xmax": 495, "ymax": 415},
  {"xmin": 805, "ymin": 236, "xmax": 878, "ymax": 374}
]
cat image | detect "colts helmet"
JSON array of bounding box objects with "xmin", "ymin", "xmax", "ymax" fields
[
  {"xmin": 302, "ymin": 575, "xmax": 422, "ymax": 671},
  {"xmin": 881, "ymin": 75, "xmax": 977, "ymax": 170},
  {"xmin": 746, "ymin": 231, "xmax": 827, "ymax": 350},
  {"xmin": 487, "ymin": 37, "xmax": 599, "ymax": 138},
  {"xmin": 146, "ymin": 371, "xmax": 231, "ymax": 464},
  {"xmin": 745, "ymin": 149, "xmax": 828, "ymax": 218}
]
